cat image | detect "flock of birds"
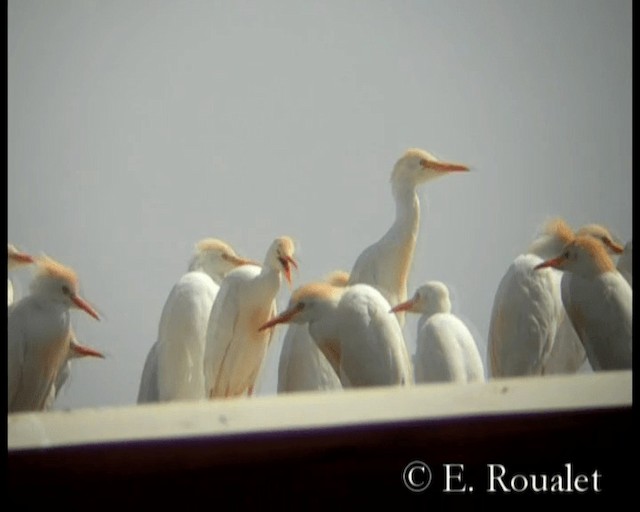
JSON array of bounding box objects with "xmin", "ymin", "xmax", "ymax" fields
[{"xmin": 7, "ymin": 148, "xmax": 633, "ymax": 413}]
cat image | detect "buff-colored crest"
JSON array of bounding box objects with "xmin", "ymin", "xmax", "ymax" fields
[
  {"xmin": 571, "ymin": 236, "xmax": 616, "ymax": 272},
  {"xmin": 291, "ymin": 281, "xmax": 340, "ymax": 304},
  {"xmin": 35, "ymin": 255, "xmax": 79, "ymax": 290},
  {"xmin": 324, "ymin": 270, "xmax": 350, "ymax": 287},
  {"xmin": 541, "ymin": 217, "xmax": 574, "ymax": 245},
  {"xmin": 276, "ymin": 236, "xmax": 296, "ymax": 257},
  {"xmin": 196, "ymin": 238, "xmax": 235, "ymax": 255}
]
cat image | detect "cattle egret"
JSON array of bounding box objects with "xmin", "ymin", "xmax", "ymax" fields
[
  {"xmin": 487, "ymin": 218, "xmax": 575, "ymax": 377},
  {"xmin": 8, "ymin": 244, "xmax": 34, "ymax": 306},
  {"xmin": 348, "ymin": 148, "xmax": 469, "ymax": 326},
  {"xmin": 261, "ymin": 282, "xmax": 413, "ymax": 388},
  {"xmin": 535, "ymin": 236, "xmax": 632, "ymax": 370},
  {"xmin": 390, "ymin": 281, "xmax": 485, "ymax": 383},
  {"xmin": 8, "ymin": 256, "xmax": 100, "ymax": 412},
  {"xmin": 544, "ymin": 223, "xmax": 627, "ymax": 374},
  {"xmin": 277, "ymin": 270, "xmax": 347, "ymax": 394},
  {"xmin": 204, "ymin": 236, "xmax": 298, "ymax": 398},
  {"xmin": 137, "ymin": 239, "xmax": 257, "ymax": 403}
]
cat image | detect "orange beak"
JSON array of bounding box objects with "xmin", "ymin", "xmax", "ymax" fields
[
  {"xmin": 70, "ymin": 342, "xmax": 105, "ymax": 359},
  {"xmin": 72, "ymin": 294, "xmax": 101, "ymax": 321},
  {"xmin": 534, "ymin": 256, "xmax": 565, "ymax": 271},
  {"xmin": 258, "ymin": 302, "xmax": 304, "ymax": 332},
  {"xmin": 389, "ymin": 296, "xmax": 418, "ymax": 314},
  {"xmin": 10, "ymin": 252, "xmax": 34, "ymax": 265},
  {"xmin": 421, "ymin": 160, "xmax": 470, "ymax": 172},
  {"xmin": 280, "ymin": 255, "xmax": 299, "ymax": 286}
]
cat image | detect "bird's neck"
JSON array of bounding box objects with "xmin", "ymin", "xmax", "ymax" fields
[
  {"xmin": 382, "ymin": 182, "xmax": 420, "ymax": 298},
  {"xmin": 256, "ymin": 264, "xmax": 282, "ymax": 296}
]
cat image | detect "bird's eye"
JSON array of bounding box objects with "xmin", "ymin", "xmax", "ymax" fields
[
  {"xmin": 62, "ymin": 285, "xmax": 71, "ymax": 295},
  {"xmin": 564, "ymin": 251, "xmax": 570, "ymax": 259}
]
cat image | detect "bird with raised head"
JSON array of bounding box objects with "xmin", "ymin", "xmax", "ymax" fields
[
  {"xmin": 348, "ymin": 148, "xmax": 469, "ymax": 327},
  {"xmin": 204, "ymin": 236, "xmax": 298, "ymax": 398}
]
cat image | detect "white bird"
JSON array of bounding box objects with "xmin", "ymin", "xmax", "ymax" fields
[
  {"xmin": 347, "ymin": 148, "xmax": 469, "ymax": 326},
  {"xmin": 277, "ymin": 270, "xmax": 347, "ymax": 394},
  {"xmin": 8, "ymin": 244, "xmax": 34, "ymax": 306},
  {"xmin": 617, "ymin": 240, "xmax": 632, "ymax": 287},
  {"xmin": 204, "ymin": 236, "xmax": 298, "ymax": 398},
  {"xmin": 390, "ymin": 281, "xmax": 485, "ymax": 383},
  {"xmin": 260, "ymin": 282, "xmax": 413, "ymax": 388},
  {"xmin": 8, "ymin": 256, "xmax": 100, "ymax": 413},
  {"xmin": 543, "ymin": 223, "xmax": 625, "ymax": 374},
  {"xmin": 535, "ymin": 235, "xmax": 632, "ymax": 371},
  {"xmin": 45, "ymin": 330, "xmax": 105, "ymax": 410},
  {"xmin": 487, "ymin": 218, "xmax": 575, "ymax": 377},
  {"xmin": 137, "ymin": 239, "xmax": 257, "ymax": 403}
]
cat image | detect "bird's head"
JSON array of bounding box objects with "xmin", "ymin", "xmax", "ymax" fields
[
  {"xmin": 30, "ymin": 256, "xmax": 100, "ymax": 320},
  {"xmin": 534, "ymin": 236, "xmax": 616, "ymax": 277},
  {"xmin": 390, "ymin": 280, "xmax": 451, "ymax": 315},
  {"xmin": 391, "ymin": 148, "xmax": 469, "ymax": 187},
  {"xmin": 258, "ymin": 281, "xmax": 341, "ymax": 331},
  {"xmin": 266, "ymin": 236, "xmax": 298, "ymax": 286},
  {"xmin": 8, "ymin": 244, "xmax": 34, "ymax": 270},
  {"xmin": 193, "ymin": 238, "xmax": 259, "ymax": 282}
]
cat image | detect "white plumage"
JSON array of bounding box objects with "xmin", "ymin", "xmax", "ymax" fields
[
  {"xmin": 204, "ymin": 236, "xmax": 297, "ymax": 398},
  {"xmin": 8, "ymin": 256, "xmax": 100, "ymax": 412},
  {"xmin": 391, "ymin": 281, "xmax": 484, "ymax": 383},
  {"xmin": 261, "ymin": 281, "xmax": 413, "ymax": 388},
  {"xmin": 137, "ymin": 239, "xmax": 256, "ymax": 403},
  {"xmin": 535, "ymin": 235, "xmax": 632, "ymax": 371},
  {"xmin": 348, "ymin": 148, "xmax": 469, "ymax": 326},
  {"xmin": 277, "ymin": 270, "xmax": 346, "ymax": 394}
]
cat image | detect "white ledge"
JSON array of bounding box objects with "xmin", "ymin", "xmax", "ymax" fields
[{"xmin": 8, "ymin": 370, "xmax": 632, "ymax": 451}]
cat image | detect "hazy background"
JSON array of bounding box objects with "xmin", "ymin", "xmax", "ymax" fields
[{"xmin": 8, "ymin": 0, "xmax": 632, "ymax": 410}]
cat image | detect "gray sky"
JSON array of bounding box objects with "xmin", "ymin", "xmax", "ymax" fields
[{"xmin": 8, "ymin": 0, "xmax": 632, "ymax": 410}]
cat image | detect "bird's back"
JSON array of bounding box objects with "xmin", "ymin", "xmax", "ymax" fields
[
  {"xmin": 561, "ymin": 272, "xmax": 632, "ymax": 370},
  {"xmin": 156, "ymin": 271, "xmax": 219, "ymax": 401},
  {"xmin": 488, "ymin": 254, "xmax": 563, "ymax": 377},
  {"xmin": 337, "ymin": 284, "xmax": 413, "ymax": 387},
  {"xmin": 415, "ymin": 313, "xmax": 484, "ymax": 383}
]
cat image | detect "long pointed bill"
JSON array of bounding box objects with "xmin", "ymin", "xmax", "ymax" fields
[
  {"xmin": 422, "ymin": 160, "xmax": 470, "ymax": 172},
  {"xmin": 534, "ymin": 256, "xmax": 565, "ymax": 271},
  {"xmin": 72, "ymin": 294, "xmax": 101, "ymax": 320},
  {"xmin": 11, "ymin": 252, "xmax": 35, "ymax": 265},
  {"xmin": 280, "ymin": 256, "xmax": 299, "ymax": 286},
  {"xmin": 70, "ymin": 342, "xmax": 105, "ymax": 359},
  {"xmin": 389, "ymin": 297, "xmax": 417, "ymax": 314},
  {"xmin": 258, "ymin": 302, "xmax": 304, "ymax": 332}
]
